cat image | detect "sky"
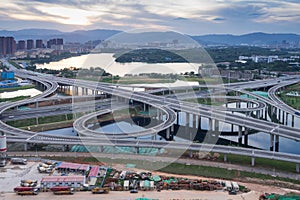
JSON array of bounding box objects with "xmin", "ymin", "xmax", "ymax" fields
[{"xmin": 1, "ymin": 0, "xmax": 300, "ymax": 35}]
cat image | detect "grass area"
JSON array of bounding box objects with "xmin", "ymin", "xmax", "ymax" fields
[
  {"xmin": 278, "ymin": 83, "xmax": 300, "ymax": 109},
  {"xmin": 185, "ymin": 98, "xmax": 225, "ymax": 106},
  {"xmin": 21, "ymin": 120, "xmax": 74, "ymax": 132},
  {"xmin": 7, "ymin": 113, "xmax": 74, "ymax": 128},
  {"xmin": 0, "ymin": 85, "xmax": 35, "ymax": 92},
  {"xmin": 217, "ymin": 154, "xmax": 297, "ymax": 174},
  {"xmin": 43, "ymin": 156, "xmax": 300, "ymax": 185},
  {"xmin": 8, "ymin": 60, "xmax": 22, "ymax": 69},
  {"xmin": 0, "ymin": 95, "xmax": 30, "ymax": 103}
]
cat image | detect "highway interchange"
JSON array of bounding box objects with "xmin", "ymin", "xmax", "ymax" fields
[{"xmin": 1, "ymin": 59, "xmax": 300, "ymax": 171}]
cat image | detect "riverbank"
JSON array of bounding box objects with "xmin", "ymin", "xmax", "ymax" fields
[{"xmin": 0, "ymin": 85, "xmax": 35, "ymax": 93}]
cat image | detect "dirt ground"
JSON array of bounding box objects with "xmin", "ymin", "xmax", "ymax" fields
[{"xmin": 0, "ymin": 162, "xmax": 298, "ymax": 200}]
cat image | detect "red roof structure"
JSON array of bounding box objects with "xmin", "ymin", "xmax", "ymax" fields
[
  {"xmin": 41, "ymin": 176, "xmax": 85, "ymax": 183},
  {"xmin": 88, "ymin": 166, "xmax": 99, "ymax": 177}
]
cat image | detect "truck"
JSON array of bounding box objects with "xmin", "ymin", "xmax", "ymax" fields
[
  {"xmin": 14, "ymin": 187, "xmax": 39, "ymax": 195},
  {"xmin": 50, "ymin": 186, "xmax": 75, "ymax": 195},
  {"xmin": 11, "ymin": 158, "xmax": 27, "ymax": 165},
  {"xmin": 91, "ymin": 187, "xmax": 110, "ymax": 194}
]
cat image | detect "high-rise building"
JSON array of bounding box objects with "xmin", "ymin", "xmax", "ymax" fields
[
  {"xmin": 0, "ymin": 36, "xmax": 16, "ymax": 55},
  {"xmin": 0, "ymin": 37, "xmax": 6, "ymax": 55},
  {"xmin": 36, "ymin": 39, "xmax": 43, "ymax": 48},
  {"xmin": 17, "ymin": 40, "xmax": 26, "ymax": 50},
  {"xmin": 56, "ymin": 38, "xmax": 63, "ymax": 45},
  {"xmin": 27, "ymin": 39, "xmax": 34, "ymax": 50},
  {"xmin": 47, "ymin": 39, "xmax": 56, "ymax": 48},
  {"xmin": 47, "ymin": 38, "xmax": 64, "ymax": 49}
]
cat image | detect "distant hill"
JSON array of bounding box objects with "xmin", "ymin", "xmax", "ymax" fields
[
  {"xmin": 191, "ymin": 32, "xmax": 300, "ymax": 46},
  {"xmin": 0, "ymin": 29, "xmax": 299, "ymax": 46}
]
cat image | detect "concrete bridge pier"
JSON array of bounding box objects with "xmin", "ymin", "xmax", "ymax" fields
[
  {"xmin": 152, "ymin": 134, "xmax": 157, "ymax": 140},
  {"xmin": 292, "ymin": 115, "xmax": 295, "ymax": 127},
  {"xmin": 283, "ymin": 111, "xmax": 286, "ymax": 124},
  {"xmin": 244, "ymin": 128, "xmax": 249, "ymax": 146},
  {"xmin": 264, "ymin": 108, "xmax": 268, "ymax": 120},
  {"xmin": 251, "ymin": 157, "xmax": 255, "ymax": 166},
  {"xmin": 135, "ymin": 147, "xmax": 139, "ymax": 154},
  {"xmin": 81, "ymin": 87, "xmax": 85, "ymax": 95},
  {"xmin": 208, "ymin": 118, "xmax": 213, "ymax": 131},
  {"xmin": 189, "ymin": 149, "xmax": 193, "ymax": 158},
  {"xmin": 24, "ymin": 143, "xmax": 28, "ymax": 151},
  {"xmin": 98, "ymin": 146, "xmax": 104, "ymax": 153},
  {"xmin": 192, "ymin": 114, "xmax": 197, "ymax": 128},
  {"xmin": 270, "ymin": 134, "xmax": 274, "ymax": 151},
  {"xmin": 214, "ymin": 119, "xmax": 219, "ymax": 132},
  {"xmin": 275, "ymin": 135, "xmax": 279, "ymax": 152},
  {"xmin": 285, "ymin": 113, "xmax": 288, "ymax": 126},
  {"xmin": 238, "ymin": 126, "xmax": 243, "ymax": 145},
  {"xmin": 296, "ymin": 164, "xmax": 300, "ymax": 173},
  {"xmin": 223, "ymin": 154, "xmax": 227, "ymax": 162},
  {"xmin": 166, "ymin": 128, "xmax": 170, "ymax": 140},
  {"xmin": 35, "ymin": 102, "xmax": 39, "ymax": 108},
  {"xmin": 186, "ymin": 113, "xmax": 190, "ymax": 128},
  {"xmin": 198, "ymin": 116, "xmax": 201, "ymax": 129}
]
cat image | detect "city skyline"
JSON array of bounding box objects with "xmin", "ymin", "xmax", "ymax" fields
[{"xmin": 1, "ymin": 0, "xmax": 300, "ymax": 35}]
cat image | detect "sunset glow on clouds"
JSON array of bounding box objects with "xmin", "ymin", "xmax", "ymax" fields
[{"xmin": 0, "ymin": 0, "xmax": 299, "ymax": 34}]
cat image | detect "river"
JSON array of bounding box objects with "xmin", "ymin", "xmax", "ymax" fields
[{"xmin": 36, "ymin": 53, "xmax": 200, "ymax": 76}]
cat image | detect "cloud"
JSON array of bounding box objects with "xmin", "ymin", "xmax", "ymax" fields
[{"xmin": 0, "ymin": 0, "xmax": 299, "ymax": 34}]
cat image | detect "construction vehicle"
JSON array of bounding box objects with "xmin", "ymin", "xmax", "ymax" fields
[
  {"xmin": 20, "ymin": 180, "xmax": 38, "ymax": 187},
  {"xmin": 14, "ymin": 187, "xmax": 39, "ymax": 195},
  {"xmin": 91, "ymin": 187, "xmax": 110, "ymax": 194},
  {"xmin": 37, "ymin": 166, "xmax": 53, "ymax": 173},
  {"xmin": 50, "ymin": 186, "xmax": 75, "ymax": 195}
]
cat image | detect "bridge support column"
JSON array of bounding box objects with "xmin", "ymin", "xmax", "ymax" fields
[
  {"xmin": 270, "ymin": 134, "xmax": 274, "ymax": 151},
  {"xmin": 224, "ymin": 154, "xmax": 227, "ymax": 162},
  {"xmin": 189, "ymin": 150, "xmax": 193, "ymax": 158},
  {"xmin": 24, "ymin": 143, "xmax": 28, "ymax": 151},
  {"xmin": 238, "ymin": 126, "xmax": 243, "ymax": 145},
  {"xmin": 275, "ymin": 135, "xmax": 279, "ymax": 152},
  {"xmin": 208, "ymin": 118, "xmax": 213, "ymax": 131},
  {"xmin": 81, "ymin": 88, "xmax": 85, "ymax": 95},
  {"xmin": 143, "ymin": 103, "xmax": 146, "ymax": 111},
  {"xmin": 296, "ymin": 164, "xmax": 300, "ymax": 173},
  {"xmin": 285, "ymin": 113, "xmax": 288, "ymax": 126},
  {"xmin": 292, "ymin": 115, "xmax": 295, "ymax": 127},
  {"xmin": 198, "ymin": 116, "xmax": 201, "ymax": 129},
  {"xmin": 186, "ymin": 113, "xmax": 190, "ymax": 127},
  {"xmin": 214, "ymin": 120, "xmax": 219, "ymax": 132},
  {"xmin": 176, "ymin": 111, "xmax": 180, "ymax": 125},
  {"xmin": 251, "ymin": 157, "xmax": 255, "ymax": 166},
  {"xmin": 244, "ymin": 128, "xmax": 249, "ymax": 146},
  {"xmin": 166, "ymin": 128, "xmax": 170, "ymax": 140},
  {"xmin": 192, "ymin": 115, "xmax": 197, "ymax": 128},
  {"xmin": 35, "ymin": 102, "xmax": 39, "ymax": 108},
  {"xmin": 85, "ymin": 88, "xmax": 88, "ymax": 95},
  {"xmin": 152, "ymin": 134, "xmax": 157, "ymax": 140},
  {"xmin": 264, "ymin": 108, "xmax": 268, "ymax": 120},
  {"xmin": 282, "ymin": 111, "xmax": 285, "ymax": 124},
  {"xmin": 99, "ymin": 146, "xmax": 103, "ymax": 153},
  {"xmin": 278, "ymin": 109, "xmax": 281, "ymax": 121},
  {"xmin": 135, "ymin": 147, "xmax": 139, "ymax": 154}
]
